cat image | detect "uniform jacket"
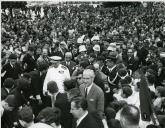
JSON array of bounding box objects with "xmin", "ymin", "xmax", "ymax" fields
[{"xmin": 43, "ymin": 64, "xmax": 70, "ymax": 93}]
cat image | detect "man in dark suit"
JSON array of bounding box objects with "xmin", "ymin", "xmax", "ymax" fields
[
  {"xmin": 126, "ymin": 48, "xmax": 139, "ymax": 72},
  {"xmin": 22, "ymin": 45, "xmax": 36, "ymax": 72},
  {"xmin": 70, "ymin": 97, "xmax": 100, "ymax": 128},
  {"xmin": 1, "ymin": 78, "xmax": 15, "ymax": 100},
  {"xmin": 61, "ymin": 52, "xmax": 77, "ymax": 75},
  {"xmin": 47, "ymin": 81, "xmax": 72, "ymax": 128},
  {"xmin": 1, "ymin": 53, "xmax": 22, "ymax": 84},
  {"xmin": 24, "ymin": 62, "xmax": 48, "ymax": 116}
]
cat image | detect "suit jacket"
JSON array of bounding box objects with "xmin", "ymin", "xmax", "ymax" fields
[
  {"xmin": 126, "ymin": 56, "xmax": 139, "ymax": 72},
  {"xmin": 79, "ymin": 83, "xmax": 104, "ymax": 118},
  {"xmin": 1, "ymin": 62, "xmax": 22, "ymax": 81},
  {"xmin": 1, "ymin": 87, "xmax": 12, "ymax": 100},
  {"xmin": 28, "ymin": 70, "xmax": 45, "ymax": 98},
  {"xmin": 54, "ymin": 93, "xmax": 73, "ymax": 128},
  {"xmin": 77, "ymin": 113, "xmax": 100, "ymax": 128},
  {"xmin": 22, "ymin": 53, "xmax": 36, "ymax": 72},
  {"xmin": 61, "ymin": 61, "xmax": 76, "ymax": 75}
]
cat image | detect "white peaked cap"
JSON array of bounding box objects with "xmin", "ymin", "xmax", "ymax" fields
[
  {"xmin": 49, "ymin": 56, "xmax": 62, "ymax": 61},
  {"xmin": 93, "ymin": 44, "xmax": 100, "ymax": 52},
  {"xmin": 79, "ymin": 45, "xmax": 87, "ymax": 52}
]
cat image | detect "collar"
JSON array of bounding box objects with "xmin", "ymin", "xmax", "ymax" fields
[
  {"xmin": 86, "ymin": 83, "xmax": 93, "ymax": 95},
  {"xmin": 5, "ymin": 88, "xmax": 10, "ymax": 93},
  {"xmin": 10, "ymin": 62, "xmax": 14, "ymax": 68},
  {"xmin": 76, "ymin": 111, "xmax": 88, "ymax": 126},
  {"xmin": 108, "ymin": 65, "xmax": 116, "ymax": 72}
]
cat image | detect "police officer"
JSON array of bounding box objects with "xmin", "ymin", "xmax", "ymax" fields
[{"xmin": 43, "ymin": 56, "xmax": 70, "ymax": 95}]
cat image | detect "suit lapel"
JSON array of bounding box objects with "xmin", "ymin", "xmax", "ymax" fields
[{"xmin": 86, "ymin": 84, "xmax": 95, "ymax": 99}]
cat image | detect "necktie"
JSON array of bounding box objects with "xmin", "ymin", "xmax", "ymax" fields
[
  {"xmin": 85, "ymin": 87, "xmax": 88, "ymax": 98},
  {"xmin": 51, "ymin": 95, "xmax": 56, "ymax": 108}
]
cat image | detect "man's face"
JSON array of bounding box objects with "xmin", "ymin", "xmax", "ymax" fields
[
  {"xmin": 77, "ymin": 74, "xmax": 83, "ymax": 85},
  {"xmin": 65, "ymin": 54, "xmax": 72, "ymax": 62},
  {"xmin": 51, "ymin": 61, "xmax": 60, "ymax": 68},
  {"xmin": 42, "ymin": 49, "xmax": 48, "ymax": 57},
  {"xmin": 10, "ymin": 59, "xmax": 17, "ymax": 65},
  {"xmin": 70, "ymin": 102, "xmax": 81, "ymax": 119},
  {"xmin": 83, "ymin": 72, "xmax": 93, "ymax": 87},
  {"xmin": 106, "ymin": 60, "xmax": 114, "ymax": 68},
  {"xmin": 127, "ymin": 49, "xmax": 133, "ymax": 57}
]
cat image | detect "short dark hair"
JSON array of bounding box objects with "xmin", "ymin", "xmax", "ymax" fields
[
  {"xmin": 18, "ymin": 106, "xmax": 33, "ymax": 123},
  {"xmin": 120, "ymin": 104, "xmax": 140, "ymax": 126},
  {"xmin": 147, "ymin": 74, "xmax": 155, "ymax": 85},
  {"xmin": 37, "ymin": 107, "xmax": 61, "ymax": 125},
  {"xmin": 71, "ymin": 97, "xmax": 88, "ymax": 110},
  {"xmin": 64, "ymin": 79, "xmax": 76, "ymax": 91},
  {"xmin": 47, "ymin": 81, "xmax": 58, "ymax": 94}
]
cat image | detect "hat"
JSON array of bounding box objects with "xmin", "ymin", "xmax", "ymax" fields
[
  {"xmin": 60, "ymin": 41, "xmax": 66, "ymax": 46},
  {"xmin": 93, "ymin": 44, "xmax": 100, "ymax": 52},
  {"xmin": 5, "ymin": 95, "xmax": 17, "ymax": 107},
  {"xmin": 79, "ymin": 45, "xmax": 87, "ymax": 52},
  {"xmin": 91, "ymin": 35, "xmax": 100, "ymax": 41},
  {"xmin": 107, "ymin": 43, "xmax": 117, "ymax": 51},
  {"xmin": 77, "ymin": 37, "xmax": 83, "ymax": 44},
  {"xmin": 9, "ymin": 53, "xmax": 17, "ymax": 59},
  {"xmin": 47, "ymin": 81, "xmax": 58, "ymax": 93},
  {"xmin": 49, "ymin": 56, "xmax": 62, "ymax": 61},
  {"xmin": 3, "ymin": 78, "xmax": 14, "ymax": 88},
  {"xmin": 160, "ymin": 52, "xmax": 165, "ymax": 58}
]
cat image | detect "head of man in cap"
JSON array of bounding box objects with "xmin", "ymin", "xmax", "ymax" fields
[
  {"xmin": 49, "ymin": 56, "xmax": 62, "ymax": 68},
  {"xmin": 93, "ymin": 44, "xmax": 100, "ymax": 55},
  {"xmin": 106, "ymin": 53, "xmax": 117, "ymax": 69},
  {"xmin": 8, "ymin": 53, "xmax": 17, "ymax": 66},
  {"xmin": 79, "ymin": 45, "xmax": 87, "ymax": 55},
  {"xmin": 2, "ymin": 95, "xmax": 17, "ymax": 112}
]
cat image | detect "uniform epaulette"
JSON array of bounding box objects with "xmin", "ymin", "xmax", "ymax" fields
[{"xmin": 61, "ymin": 65, "xmax": 67, "ymax": 70}]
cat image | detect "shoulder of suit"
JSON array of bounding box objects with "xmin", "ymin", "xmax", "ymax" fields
[{"xmin": 93, "ymin": 83, "xmax": 104, "ymax": 93}]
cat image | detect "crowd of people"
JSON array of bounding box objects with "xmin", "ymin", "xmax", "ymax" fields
[{"xmin": 1, "ymin": 2, "xmax": 165, "ymax": 128}]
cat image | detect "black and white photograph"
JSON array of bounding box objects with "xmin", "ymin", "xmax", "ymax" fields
[{"xmin": 1, "ymin": 1, "xmax": 165, "ymax": 128}]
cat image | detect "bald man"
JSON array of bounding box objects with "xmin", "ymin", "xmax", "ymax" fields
[
  {"xmin": 61, "ymin": 52, "xmax": 77, "ymax": 75},
  {"xmin": 120, "ymin": 104, "xmax": 140, "ymax": 128}
]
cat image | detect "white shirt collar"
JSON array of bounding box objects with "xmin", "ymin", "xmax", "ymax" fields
[
  {"xmin": 86, "ymin": 83, "xmax": 93, "ymax": 95},
  {"xmin": 76, "ymin": 111, "xmax": 88, "ymax": 126},
  {"xmin": 108, "ymin": 65, "xmax": 116, "ymax": 72}
]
